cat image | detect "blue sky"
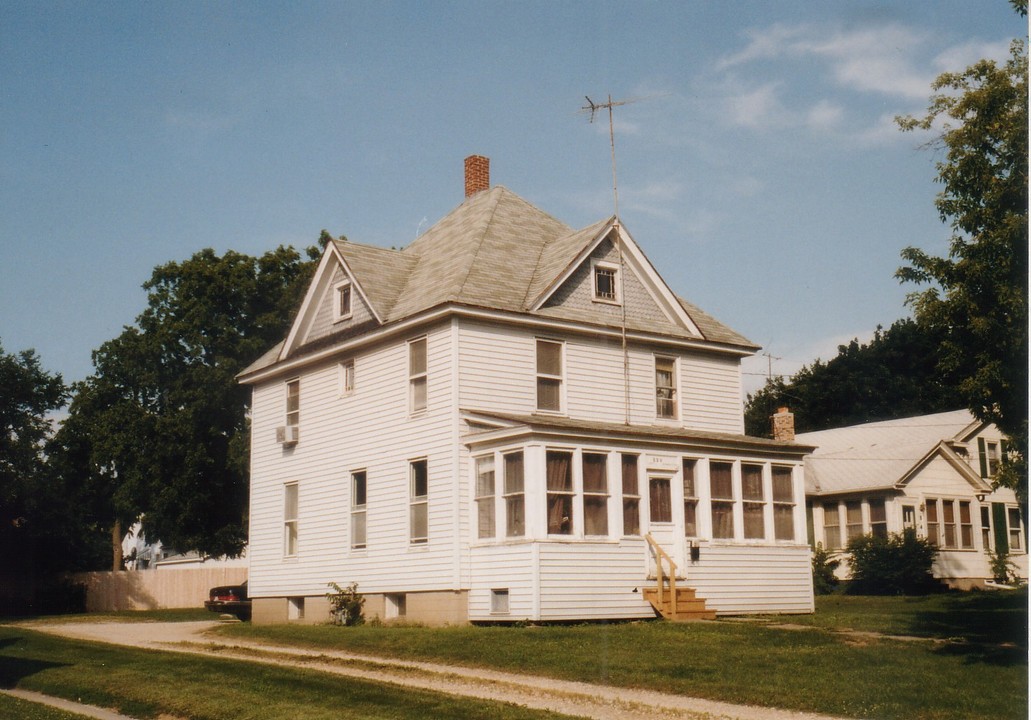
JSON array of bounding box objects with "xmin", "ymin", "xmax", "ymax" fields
[{"xmin": 1, "ymin": 2, "xmax": 1022, "ymax": 395}]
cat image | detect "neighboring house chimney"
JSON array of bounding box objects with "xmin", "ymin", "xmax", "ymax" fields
[
  {"xmin": 772, "ymin": 406, "xmax": 795, "ymax": 442},
  {"xmin": 464, "ymin": 155, "xmax": 490, "ymax": 197}
]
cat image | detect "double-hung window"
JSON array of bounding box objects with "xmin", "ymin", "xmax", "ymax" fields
[
  {"xmin": 592, "ymin": 261, "xmax": 619, "ymax": 303},
  {"xmin": 978, "ymin": 438, "xmax": 1000, "ymax": 478},
  {"xmin": 341, "ymin": 359, "xmax": 355, "ymax": 395},
  {"xmin": 334, "ymin": 280, "xmax": 353, "ymax": 321},
  {"xmin": 582, "ymin": 453, "xmax": 609, "ymax": 536},
  {"xmin": 410, "ymin": 459, "xmax": 428, "ymax": 544},
  {"xmin": 1008, "ymin": 507, "xmax": 1023, "ymax": 551},
  {"xmin": 845, "ymin": 501, "xmax": 863, "ymax": 541},
  {"xmin": 351, "ymin": 471, "xmax": 366, "ymax": 549},
  {"xmin": 475, "ymin": 456, "xmax": 495, "ymax": 539},
  {"xmin": 710, "ymin": 461, "xmax": 735, "ymax": 539},
  {"xmin": 409, "ymin": 338, "xmax": 427, "ymax": 413},
  {"xmin": 683, "ymin": 459, "xmax": 699, "ymax": 537},
  {"xmin": 959, "ymin": 501, "xmax": 973, "ymax": 548},
  {"xmin": 622, "ymin": 454, "xmax": 640, "ymax": 535},
  {"xmin": 926, "ymin": 499, "xmax": 940, "ymax": 546},
  {"xmin": 869, "ymin": 500, "xmax": 887, "ymax": 539},
  {"xmin": 771, "ymin": 465, "xmax": 795, "ymax": 541},
  {"xmin": 536, "ymin": 339, "xmax": 563, "ymax": 412},
  {"xmin": 655, "ymin": 357, "xmax": 677, "ymax": 419},
  {"xmin": 741, "ymin": 464, "xmax": 765, "ymax": 540},
  {"xmin": 546, "ymin": 450, "xmax": 573, "ymax": 535},
  {"xmin": 981, "ymin": 504, "xmax": 993, "ymax": 550},
  {"xmin": 504, "ymin": 452, "xmax": 525, "ymax": 537},
  {"xmin": 284, "ymin": 483, "xmax": 298, "ymax": 557},
  {"xmin": 943, "ymin": 501, "xmax": 957, "ymax": 547},
  {"xmin": 285, "ymin": 379, "xmax": 300, "ymax": 428}
]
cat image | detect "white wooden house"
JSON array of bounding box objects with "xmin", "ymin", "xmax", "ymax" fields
[
  {"xmin": 800, "ymin": 410, "xmax": 1027, "ymax": 588},
  {"xmin": 239, "ymin": 156, "xmax": 816, "ymax": 624}
]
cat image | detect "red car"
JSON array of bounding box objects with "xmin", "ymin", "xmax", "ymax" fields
[{"xmin": 204, "ymin": 581, "xmax": 250, "ymax": 620}]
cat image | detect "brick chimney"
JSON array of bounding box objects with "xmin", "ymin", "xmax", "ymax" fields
[
  {"xmin": 772, "ymin": 406, "xmax": 795, "ymax": 442},
  {"xmin": 464, "ymin": 155, "xmax": 490, "ymax": 197}
]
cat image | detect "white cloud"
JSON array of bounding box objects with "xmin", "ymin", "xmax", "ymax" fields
[
  {"xmin": 934, "ymin": 38, "xmax": 1012, "ymax": 73},
  {"xmin": 806, "ymin": 100, "xmax": 844, "ymax": 130},
  {"xmin": 725, "ymin": 82, "xmax": 787, "ymax": 128}
]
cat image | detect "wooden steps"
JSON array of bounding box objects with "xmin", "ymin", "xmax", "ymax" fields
[{"xmin": 643, "ymin": 586, "xmax": 716, "ymax": 621}]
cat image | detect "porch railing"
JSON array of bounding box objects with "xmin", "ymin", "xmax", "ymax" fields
[{"xmin": 644, "ymin": 533, "xmax": 678, "ymax": 620}]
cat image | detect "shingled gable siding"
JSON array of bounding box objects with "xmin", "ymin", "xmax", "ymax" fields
[
  {"xmin": 541, "ymin": 237, "xmax": 671, "ymax": 328},
  {"xmin": 458, "ymin": 318, "xmax": 744, "ymax": 434},
  {"xmin": 248, "ymin": 321, "xmax": 460, "ymax": 602},
  {"xmin": 304, "ymin": 265, "xmax": 377, "ymax": 345}
]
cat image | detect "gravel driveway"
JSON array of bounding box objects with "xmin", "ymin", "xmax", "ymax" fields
[{"xmin": 27, "ymin": 621, "xmax": 849, "ymax": 720}]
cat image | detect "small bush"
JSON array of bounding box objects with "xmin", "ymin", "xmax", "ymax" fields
[
  {"xmin": 988, "ymin": 547, "xmax": 1022, "ymax": 585},
  {"xmin": 811, "ymin": 543, "xmax": 840, "ymax": 595},
  {"xmin": 326, "ymin": 581, "xmax": 365, "ymax": 626},
  {"xmin": 847, "ymin": 529, "xmax": 938, "ymax": 595}
]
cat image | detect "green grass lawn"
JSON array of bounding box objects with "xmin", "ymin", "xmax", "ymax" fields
[
  {"xmin": 0, "ymin": 627, "xmax": 577, "ymax": 720},
  {"xmin": 0, "ymin": 693, "xmax": 96, "ymax": 720},
  {"xmin": 213, "ymin": 591, "xmax": 1028, "ymax": 720}
]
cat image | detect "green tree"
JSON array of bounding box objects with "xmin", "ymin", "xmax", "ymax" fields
[
  {"xmin": 745, "ymin": 318, "xmax": 954, "ymax": 436},
  {"xmin": 896, "ymin": 34, "xmax": 1028, "ymax": 500},
  {"xmin": 0, "ymin": 341, "xmax": 76, "ymax": 575},
  {"xmin": 59, "ymin": 245, "xmax": 316, "ymax": 559}
]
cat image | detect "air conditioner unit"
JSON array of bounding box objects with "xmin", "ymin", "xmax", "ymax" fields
[{"xmin": 276, "ymin": 425, "xmax": 299, "ymax": 445}]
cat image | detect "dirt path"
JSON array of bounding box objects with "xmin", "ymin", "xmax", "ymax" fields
[{"xmin": 22, "ymin": 621, "xmax": 850, "ymax": 720}]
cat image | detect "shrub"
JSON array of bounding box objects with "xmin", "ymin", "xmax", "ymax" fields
[
  {"xmin": 811, "ymin": 543, "xmax": 840, "ymax": 595},
  {"xmin": 326, "ymin": 582, "xmax": 365, "ymax": 626},
  {"xmin": 846, "ymin": 529, "xmax": 938, "ymax": 595},
  {"xmin": 988, "ymin": 547, "xmax": 1022, "ymax": 585}
]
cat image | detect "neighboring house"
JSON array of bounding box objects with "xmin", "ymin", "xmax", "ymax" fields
[
  {"xmin": 800, "ymin": 409, "xmax": 1027, "ymax": 589},
  {"xmin": 238, "ymin": 156, "xmax": 816, "ymax": 625},
  {"xmin": 121, "ymin": 523, "xmax": 247, "ymax": 570}
]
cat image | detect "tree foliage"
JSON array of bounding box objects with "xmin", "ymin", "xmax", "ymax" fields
[
  {"xmin": 896, "ymin": 36, "xmax": 1028, "ymax": 499},
  {"xmin": 745, "ymin": 318, "xmax": 955, "ymax": 437},
  {"xmin": 57, "ymin": 245, "xmax": 316, "ymax": 558}
]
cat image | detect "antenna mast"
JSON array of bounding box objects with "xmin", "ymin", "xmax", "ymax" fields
[{"xmin": 581, "ymin": 94, "xmax": 637, "ymax": 425}]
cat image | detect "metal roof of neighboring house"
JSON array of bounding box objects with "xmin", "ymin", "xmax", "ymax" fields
[{"xmin": 797, "ymin": 409, "xmax": 987, "ymax": 495}]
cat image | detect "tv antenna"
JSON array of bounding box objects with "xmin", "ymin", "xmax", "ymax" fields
[{"xmin": 579, "ymin": 94, "xmax": 638, "ymax": 220}]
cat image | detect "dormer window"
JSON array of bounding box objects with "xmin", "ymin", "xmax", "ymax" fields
[
  {"xmin": 592, "ymin": 260, "xmax": 620, "ymax": 304},
  {"xmin": 334, "ymin": 280, "xmax": 353, "ymax": 322}
]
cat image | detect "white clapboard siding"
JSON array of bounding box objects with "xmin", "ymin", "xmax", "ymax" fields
[
  {"xmin": 682, "ymin": 545, "xmax": 814, "ymax": 614},
  {"xmin": 680, "ymin": 353, "xmax": 744, "ymax": 434},
  {"xmin": 468, "ymin": 543, "xmax": 537, "ymax": 620},
  {"xmin": 537, "ymin": 541, "xmax": 655, "ymax": 621},
  {"xmin": 457, "ymin": 321, "xmax": 536, "ymax": 413},
  {"xmin": 248, "ymin": 321, "xmax": 461, "ymax": 598}
]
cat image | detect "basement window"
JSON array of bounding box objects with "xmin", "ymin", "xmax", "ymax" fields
[{"xmin": 491, "ymin": 589, "xmax": 510, "ymax": 614}]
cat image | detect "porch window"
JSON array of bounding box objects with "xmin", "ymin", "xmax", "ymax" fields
[
  {"xmin": 741, "ymin": 464, "xmax": 765, "ymax": 539},
  {"xmin": 622, "ymin": 454, "xmax": 640, "ymax": 535},
  {"xmin": 771, "ymin": 465, "xmax": 794, "ymax": 541},
  {"xmin": 536, "ymin": 339, "xmax": 563, "ymax": 412},
  {"xmin": 409, "ymin": 338, "xmax": 427, "ymax": 413},
  {"xmin": 710, "ymin": 461, "xmax": 735, "ymax": 539},
  {"xmin": 410, "ymin": 459, "xmax": 428, "ymax": 543},
  {"xmin": 959, "ymin": 501, "xmax": 973, "ymax": 548},
  {"xmin": 655, "ymin": 357, "xmax": 677, "ymax": 419},
  {"xmin": 869, "ymin": 500, "xmax": 887, "ymax": 539},
  {"xmin": 504, "ymin": 452, "xmax": 525, "ymax": 537},
  {"xmin": 546, "ymin": 450, "xmax": 573, "ymax": 535},
  {"xmin": 926, "ymin": 499, "xmax": 940, "ymax": 546},
  {"xmin": 475, "ymin": 456, "xmax": 496, "ymax": 539},
  {"xmin": 284, "ymin": 482, "xmax": 298, "ymax": 557},
  {"xmin": 649, "ymin": 476, "xmax": 672, "ymax": 523},
  {"xmin": 683, "ymin": 459, "xmax": 698, "ymax": 538},
  {"xmin": 823, "ymin": 502, "xmax": 840, "ymax": 550},
  {"xmin": 943, "ymin": 501, "xmax": 957, "ymax": 548},
  {"xmin": 845, "ymin": 501, "xmax": 863, "ymax": 541},
  {"xmin": 582, "ymin": 453, "xmax": 609, "ymax": 536},
  {"xmin": 351, "ymin": 471, "xmax": 366, "ymax": 549}
]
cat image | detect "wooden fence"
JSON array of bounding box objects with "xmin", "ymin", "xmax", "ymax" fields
[{"xmin": 69, "ymin": 567, "xmax": 248, "ymax": 612}]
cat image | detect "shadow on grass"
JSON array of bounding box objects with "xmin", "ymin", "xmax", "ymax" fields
[
  {"xmin": 0, "ymin": 637, "xmax": 69, "ymax": 689},
  {"xmin": 909, "ymin": 590, "xmax": 1028, "ymax": 666}
]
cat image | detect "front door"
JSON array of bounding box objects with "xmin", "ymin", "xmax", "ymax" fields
[{"xmin": 646, "ymin": 472, "xmax": 679, "ymax": 577}]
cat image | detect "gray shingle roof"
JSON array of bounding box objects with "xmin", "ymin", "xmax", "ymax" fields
[{"xmin": 797, "ymin": 409, "xmax": 984, "ymax": 494}]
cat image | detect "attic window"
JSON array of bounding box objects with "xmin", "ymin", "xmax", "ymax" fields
[
  {"xmin": 592, "ymin": 260, "xmax": 620, "ymax": 304},
  {"xmin": 334, "ymin": 280, "xmax": 353, "ymax": 322}
]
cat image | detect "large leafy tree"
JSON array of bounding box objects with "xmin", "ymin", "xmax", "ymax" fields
[
  {"xmin": 0, "ymin": 341, "xmax": 81, "ymax": 574},
  {"xmin": 896, "ymin": 30, "xmax": 1028, "ymax": 498},
  {"xmin": 745, "ymin": 318, "xmax": 955, "ymax": 437},
  {"xmin": 58, "ymin": 245, "xmax": 316, "ymax": 559}
]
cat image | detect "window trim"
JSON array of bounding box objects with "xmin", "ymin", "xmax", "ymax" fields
[
  {"xmin": 581, "ymin": 451, "xmax": 610, "ymax": 537},
  {"xmin": 545, "ymin": 449, "xmax": 574, "ymax": 536},
  {"xmin": 622, "ymin": 453, "xmax": 641, "ymax": 537},
  {"xmin": 683, "ymin": 458, "xmax": 699, "ymax": 538},
  {"xmin": 284, "ymin": 482, "xmax": 299, "ymax": 558},
  {"xmin": 771, "ymin": 465, "xmax": 796, "ymax": 542},
  {"xmin": 740, "ymin": 463, "xmax": 766, "ymax": 540},
  {"xmin": 340, "ymin": 359, "xmax": 355, "ymax": 396},
  {"xmin": 591, "ymin": 259, "xmax": 621, "ymax": 305},
  {"xmin": 503, "ymin": 451, "xmax": 526, "ymax": 538},
  {"xmin": 285, "ymin": 378, "xmax": 300, "ymax": 428},
  {"xmin": 333, "ymin": 279, "xmax": 353, "ymax": 322},
  {"xmin": 474, "ymin": 455, "xmax": 496, "ymax": 540}
]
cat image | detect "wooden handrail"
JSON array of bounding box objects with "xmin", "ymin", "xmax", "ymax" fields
[{"xmin": 644, "ymin": 533, "xmax": 678, "ymax": 620}]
